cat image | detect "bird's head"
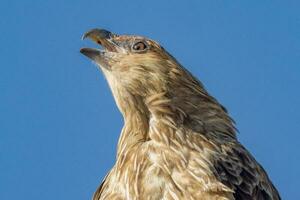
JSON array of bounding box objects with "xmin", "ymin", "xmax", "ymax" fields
[
  {"xmin": 80, "ymin": 28, "xmax": 187, "ymax": 115},
  {"xmin": 80, "ymin": 28, "xmax": 235, "ymax": 138}
]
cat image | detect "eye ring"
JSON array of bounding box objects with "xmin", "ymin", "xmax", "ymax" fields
[{"xmin": 131, "ymin": 41, "xmax": 148, "ymax": 52}]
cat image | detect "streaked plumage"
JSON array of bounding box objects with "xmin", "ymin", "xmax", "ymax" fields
[{"xmin": 80, "ymin": 28, "xmax": 280, "ymax": 200}]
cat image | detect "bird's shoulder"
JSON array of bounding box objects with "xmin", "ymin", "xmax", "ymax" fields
[
  {"xmin": 92, "ymin": 171, "xmax": 109, "ymax": 200},
  {"xmin": 212, "ymin": 141, "xmax": 281, "ymax": 200},
  {"xmin": 92, "ymin": 169, "xmax": 123, "ymax": 200}
]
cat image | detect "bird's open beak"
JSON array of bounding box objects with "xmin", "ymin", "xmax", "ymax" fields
[{"xmin": 80, "ymin": 28, "xmax": 118, "ymax": 62}]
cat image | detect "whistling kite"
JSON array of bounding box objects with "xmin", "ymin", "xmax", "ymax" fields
[{"xmin": 80, "ymin": 29, "xmax": 280, "ymax": 200}]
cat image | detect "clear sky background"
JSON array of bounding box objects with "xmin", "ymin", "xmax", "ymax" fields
[{"xmin": 0, "ymin": 1, "xmax": 299, "ymax": 199}]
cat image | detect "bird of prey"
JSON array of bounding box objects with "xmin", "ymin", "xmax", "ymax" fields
[{"xmin": 80, "ymin": 28, "xmax": 280, "ymax": 200}]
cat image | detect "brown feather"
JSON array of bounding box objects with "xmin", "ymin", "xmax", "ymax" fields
[{"xmin": 81, "ymin": 29, "xmax": 280, "ymax": 200}]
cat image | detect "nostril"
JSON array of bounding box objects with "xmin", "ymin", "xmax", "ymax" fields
[{"xmin": 97, "ymin": 40, "xmax": 102, "ymax": 45}]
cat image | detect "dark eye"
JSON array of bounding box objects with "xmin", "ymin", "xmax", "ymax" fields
[{"xmin": 132, "ymin": 41, "xmax": 148, "ymax": 52}]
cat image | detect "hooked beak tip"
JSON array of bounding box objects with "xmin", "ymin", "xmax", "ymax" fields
[{"xmin": 82, "ymin": 28, "xmax": 112, "ymax": 41}]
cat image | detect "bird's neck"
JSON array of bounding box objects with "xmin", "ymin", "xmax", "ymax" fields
[
  {"xmin": 114, "ymin": 86, "xmax": 236, "ymax": 160},
  {"xmin": 114, "ymin": 92, "xmax": 150, "ymax": 158}
]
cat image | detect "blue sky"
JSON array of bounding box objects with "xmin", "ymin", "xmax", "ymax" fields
[{"xmin": 1, "ymin": 0, "xmax": 299, "ymax": 199}]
